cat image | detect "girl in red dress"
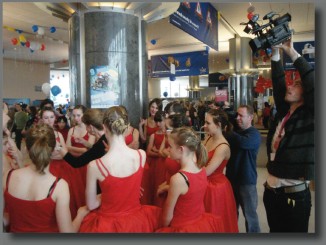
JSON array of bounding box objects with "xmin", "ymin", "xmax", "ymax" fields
[
  {"xmin": 65, "ymin": 105, "xmax": 96, "ymax": 218},
  {"xmin": 203, "ymin": 109, "xmax": 239, "ymax": 232},
  {"xmin": 156, "ymin": 127, "xmax": 224, "ymax": 232},
  {"xmin": 3, "ymin": 124, "xmax": 88, "ymax": 232},
  {"xmin": 138, "ymin": 98, "xmax": 162, "ymax": 147},
  {"xmin": 40, "ymin": 108, "xmax": 77, "ymax": 217},
  {"xmin": 143, "ymin": 111, "xmax": 166, "ymax": 205},
  {"xmin": 79, "ymin": 106, "xmax": 161, "ymax": 232},
  {"xmin": 155, "ymin": 101, "xmax": 192, "ymax": 207}
]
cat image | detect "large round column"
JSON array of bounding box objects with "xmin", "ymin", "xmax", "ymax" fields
[
  {"xmin": 228, "ymin": 36, "xmax": 256, "ymax": 109},
  {"xmin": 69, "ymin": 11, "xmax": 148, "ymax": 127}
]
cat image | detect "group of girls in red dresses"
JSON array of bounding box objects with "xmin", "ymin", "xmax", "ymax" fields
[{"xmin": 3, "ymin": 97, "xmax": 239, "ymax": 233}]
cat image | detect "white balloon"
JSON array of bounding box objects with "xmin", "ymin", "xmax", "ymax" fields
[
  {"xmin": 41, "ymin": 83, "xmax": 51, "ymax": 95},
  {"xmin": 30, "ymin": 41, "xmax": 38, "ymax": 51},
  {"xmin": 37, "ymin": 27, "xmax": 45, "ymax": 35}
]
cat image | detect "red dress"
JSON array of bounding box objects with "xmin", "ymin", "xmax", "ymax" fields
[
  {"xmin": 154, "ymin": 155, "xmax": 181, "ymax": 207},
  {"xmin": 79, "ymin": 151, "xmax": 162, "ymax": 233},
  {"xmin": 68, "ymin": 128, "xmax": 90, "ymax": 218},
  {"xmin": 146, "ymin": 124, "xmax": 159, "ymax": 138},
  {"xmin": 124, "ymin": 128, "xmax": 134, "ymax": 145},
  {"xmin": 204, "ymin": 143, "xmax": 239, "ymax": 233},
  {"xmin": 4, "ymin": 169, "xmax": 60, "ymax": 232},
  {"xmin": 156, "ymin": 169, "xmax": 225, "ymax": 233},
  {"xmin": 49, "ymin": 133, "xmax": 77, "ymax": 218}
]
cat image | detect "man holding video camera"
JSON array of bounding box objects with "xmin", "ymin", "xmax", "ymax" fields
[{"xmin": 264, "ymin": 36, "xmax": 314, "ymax": 232}]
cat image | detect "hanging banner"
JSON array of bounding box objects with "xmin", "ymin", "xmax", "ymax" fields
[
  {"xmin": 151, "ymin": 50, "xmax": 209, "ymax": 78},
  {"xmin": 283, "ymin": 41, "xmax": 315, "ymax": 70},
  {"xmin": 208, "ymin": 72, "xmax": 228, "ymax": 88},
  {"xmin": 89, "ymin": 65, "xmax": 120, "ymax": 108},
  {"xmin": 169, "ymin": 2, "xmax": 219, "ymax": 50}
]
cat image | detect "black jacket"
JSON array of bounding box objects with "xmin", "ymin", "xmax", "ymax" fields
[
  {"xmin": 63, "ymin": 134, "xmax": 107, "ymax": 168},
  {"xmin": 266, "ymin": 56, "xmax": 314, "ymax": 180}
]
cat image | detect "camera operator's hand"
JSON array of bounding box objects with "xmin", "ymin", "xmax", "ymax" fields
[{"xmin": 274, "ymin": 37, "xmax": 301, "ymax": 62}]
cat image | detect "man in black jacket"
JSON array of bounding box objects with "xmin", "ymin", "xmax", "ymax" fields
[{"xmin": 264, "ymin": 37, "xmax": 314, "ymax": 232}]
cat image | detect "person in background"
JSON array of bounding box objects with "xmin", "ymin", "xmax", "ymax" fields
[
  {"xmin": 226, "ymin": 104, "xmax": 261, "ymax": 233},
  {"xmin": 59, "ymin": 108, "xmax": 107, "ymax": 168},
  {"xmin": 22, "ymin": 105, "xmax": 38, "ymax": 135},
  {"xmin": 2, "ymin": 103, "xmax": 23, "ymax": 175},
  {"xmin": 56, "ymin": 116, "xmax": 70, "ymax": 142},
  {"xmin": 79, "ymin": 106, "xmax": 161, "ymax": 232},
  {"xmin": 222, "ymin": 101, "xmax": 238, "ymax": 131},
  {"xmin": 197, "ymin": 100, "xmax": 206, "ymax": 130},
  {"xmin": 3, "ymin": 124, "xmax": 89, "ymax": 233},
  {"xmin": 13, "ymin": 103, "xmax": 28, "ymax": 150},
  {"xmin": 144, "ymin": 110, "xmax": 167, "ymax": 205},
  {"xmin": 139, "ymin": 98, "xmax": 162, "ymax": 148},
  {"xmin": 262, "ymin": 102, "xmax": 271, "ymax": 129},
  {"xmin": 203, "ymin": 109, "xmax": 239, "ymax": 233},
  {"xmin": 264, "ymin": 37, "xmax": 314, "ymax": 232},
  {"xmin": 156, "ymin": 127, "xmax": 224, "ymax": 233},
  {"xmin": 66, "ymin": 105, "xmax": 96, "ymax": 157}
]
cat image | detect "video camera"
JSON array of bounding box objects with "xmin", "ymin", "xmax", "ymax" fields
[{"xmin": 241, "ymin": 12, "xmax": 292, "ymax": 53}]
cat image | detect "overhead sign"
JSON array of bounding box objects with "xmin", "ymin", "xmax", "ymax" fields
[
  {"xmin": 208, "ymin": 72, "xmax": 228, "ymax": 88},
  {"xmin": 169, "ymin": 2, "xmax": 219, "ymax": 50},
  {"xmin": 283, "ymin": 41, "xmax": 315, "ymax": 70},
  {"xmin": 151, "ymin": 50, "xmax": 209, "ymax": 78}
]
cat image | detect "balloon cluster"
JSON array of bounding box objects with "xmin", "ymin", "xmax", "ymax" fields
[
  {"xmin": 255, "ymin": 75, "xmax": 272, "ymax": 93},
  {"xmin": 246, "ymin": 4, "xmax": 256, "ymax": 21},
  {"xmin": 253, "ymin": 48, "xmax": 272, "ymax": 65},
  {"xmin": 6, "ymin": 24, "xmax": 59, "ymax": 52},
  {"xmin": 11, "ymin": 36, "xmax": 46, "ymax": 52},
  {"xmin": 32, "ymin": 25, "xmax": 56, "ymax": 35},
  {"xmin": 41, "ymin": 83, "xmax": 62, "ymax": 97}
]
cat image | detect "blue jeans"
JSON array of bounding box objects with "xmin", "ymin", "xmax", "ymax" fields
[
  {"xmin": 233, "ymin": 184, "xmax": 261, "ymax": 233},
  {"xmin": 263, "ymin": 184, "xmax": 311, "ymax": 232}
]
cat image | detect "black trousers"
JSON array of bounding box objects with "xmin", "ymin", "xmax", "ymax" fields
[
  {"xmin": 14, "ymin": 129, "xmax": 23, "ymax": 150},
  {"xmin": 263, "ymin": 185, "xmax": 311, "ymax": 232}
]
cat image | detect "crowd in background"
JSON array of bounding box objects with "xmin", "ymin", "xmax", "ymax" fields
[{"xmin": 2, "ymin": 38, "xmax": 314, "ymax": 233}]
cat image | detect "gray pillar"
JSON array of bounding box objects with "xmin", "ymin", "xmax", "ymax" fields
[
  {"xmin": 230, "ymin": 75, "xmax": 255, "ymax": 110},
  {"xmin": 188, "ymin": 76, "xmax": 200, "ymax": 100},
  {"xmin": 68, "ymin": 11, "xmax": 148, "ymax": 128},
  {"xmin": 228, "ymin": 36, "xmax": 256, "ymax": 110}
]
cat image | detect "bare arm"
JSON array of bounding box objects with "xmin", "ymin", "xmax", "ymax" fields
[
  {"xmin": 138, "ymin": 118, "xmax": 147, "ymax": 143},
  {"xmin": 161, "ymin": 173, "xmax": 187, "ymax": 227},
  {"xmin": 54, "ymin": 180, "xmax": 89, "ymax": 232},
  {"xmin": 204, "ymin": 144, "xmax": 230, "ymax": 176},
  {"xmin": 85, "ymin": 161, "xmax": 102, "ymax": 210},
  {"xmin": 146, "ymin": 134, "xmax": 160, "ymax": 157}
]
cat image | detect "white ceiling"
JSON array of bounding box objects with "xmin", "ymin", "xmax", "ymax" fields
[{"xmin": 2, "ymin": 2, "xmax": 315, "ymax": 66}]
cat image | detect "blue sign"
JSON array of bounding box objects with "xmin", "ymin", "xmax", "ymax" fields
[
  {"xmin": 169, "ymin": 2, "xmax": 219, "ymax": 50},
  {"xmin": 283, "ymin": 41, "xmax": 315, "ymax": 70},
  {"xmin": 151, "ymin": 50, "xmax": 209, "ymax": 78}
]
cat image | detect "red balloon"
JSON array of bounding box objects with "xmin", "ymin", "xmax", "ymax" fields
[
  {"xmin": 247, "ymin": 12, "xmax": 254, "ymax": 20},
  {"xmin": 11, "ymin": 38, "xmax": 18, "ymax": 45},
  {"xmin": 25, "ymin": 41, "xmax": 30, "ymax": 48}
]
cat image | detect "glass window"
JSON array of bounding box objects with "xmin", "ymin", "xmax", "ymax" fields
[
  {"xmin": 49, "ymin": 69, "xmax": 70, "ymax": 107},
  {"xmin": 160, "ymin": 77, "xmax": 189, "ymax": 98}
]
